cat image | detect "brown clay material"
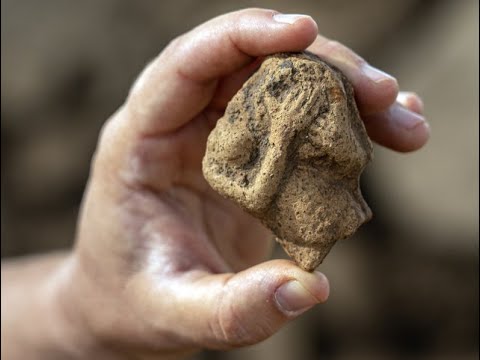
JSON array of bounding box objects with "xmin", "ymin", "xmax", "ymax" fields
[{"xmin": 202, "ymin": 52, "xmax": 373, "ymax": 272}]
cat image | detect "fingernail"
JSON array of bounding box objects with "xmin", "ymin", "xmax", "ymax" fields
[
  {"xmin": 397, "ymin": 91, "xmax": 424, "ymax": 112},
  {"xmin": 275, "ymin": 280, "xmax": 318, "ymax": 316},
  {"xmin": 397, "ymin": 91, "xmax": 413, "ymax": 106},
  {"xmin": 393, "ymin": 103, "xmax": 427, "ymax": 130},
  {"xmin": 273, "ymin": 13, "xmax": 312, "ymax": 25},
  {"xmin": 362, "ymin": 64, "xmax": 397, "ymax": 84}
]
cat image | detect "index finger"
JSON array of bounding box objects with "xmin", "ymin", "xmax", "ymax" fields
[{"xmin": 126, "ymin": 8, "xmax": 318, "ymax": 136}]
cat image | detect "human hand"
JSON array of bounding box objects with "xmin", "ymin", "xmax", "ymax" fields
[{"xmin": 58, "ymin": 8, "xmax": 429, "ymax": 359}]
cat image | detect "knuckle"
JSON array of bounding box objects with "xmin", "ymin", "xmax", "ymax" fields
[
  {"xmin": 127, "ymin": 33, "xmax": 186, "ymax": 100},
  {"xmin": 210, "ymin": 290, "xmax": 268, "ymax": 348},
  {"xmin": 163, "ymin": 34, "xmax": 185, "ymax": 56},
  {"xmin": 126, "ymin": 59, "xmax": 155, "ymax": 105},
  {"xmin": 214, "ymin": 303, "xmax": 251, "ymax": 347},
  {"xmin": 324, "ymin": 40, "xmax": 366, "ymax": 67}
]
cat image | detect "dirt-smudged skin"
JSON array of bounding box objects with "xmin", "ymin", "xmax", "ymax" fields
[{"xmin": 202, "ymin": 52, "xmax": 373, "ymax": 271}]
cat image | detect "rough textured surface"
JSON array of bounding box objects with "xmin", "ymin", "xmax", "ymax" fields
[{"xmin": 202, "ymin": 52, "xmax": 373, "ymax": 271}]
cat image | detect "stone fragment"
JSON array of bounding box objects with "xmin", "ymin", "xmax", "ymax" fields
[{"xmin": 202, "ymin": 52, "xmax": 373, "ymax": 271}]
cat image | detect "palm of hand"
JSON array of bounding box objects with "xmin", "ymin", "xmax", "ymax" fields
[
  {"xmin": 123, "ymin": 109, "xmax": 273, "ymax": 275},
  {"xmin": 74, "ymin": 75, "xmax": 276, "ymax": 352}
]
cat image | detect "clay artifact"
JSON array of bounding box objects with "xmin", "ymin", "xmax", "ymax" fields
[{"xmin": 202, "ymin": 51, "xmax": 373, "ymax": 271}]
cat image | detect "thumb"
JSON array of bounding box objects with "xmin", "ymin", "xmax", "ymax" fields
[{"xmin": 152, "ymin": 260, "xmax": 329, "ymax": 349}]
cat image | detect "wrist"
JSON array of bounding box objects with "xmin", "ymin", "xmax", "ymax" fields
[
  {"xmin": 1, "ymin": 252, "xmax": 105, "ymax": 359},
  {"xmin": 0, "ymin": 252, "xmax": 116, "ymax": 359},
  {"xmin": 49, "ymin": 254, "xmax": 119, "ymax": 359}
]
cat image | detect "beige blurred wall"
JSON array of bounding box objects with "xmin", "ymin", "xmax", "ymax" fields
[{"xmin": 2, "ymin": 1, "xmax": 478, "ymax": 359}]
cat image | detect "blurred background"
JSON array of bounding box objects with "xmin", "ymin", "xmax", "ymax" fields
[{"xmin": 1, "ymin": 0, "xmax": 478, "ymax": 359}]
